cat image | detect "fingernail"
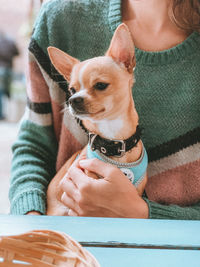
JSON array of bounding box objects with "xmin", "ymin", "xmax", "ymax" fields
[
  {"xmin": 79, "ymin": 160, "xmax": 88, "ymax": 166},
  {"xmin": 61, "ymin": 192, "xmax": 65, "ymax": 202},
  {"xmin": 59, "ymin": 178, "xmax": 65, "ymax": 187}
]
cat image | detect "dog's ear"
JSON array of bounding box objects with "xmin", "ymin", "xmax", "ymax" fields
[
  {"xmin": 106, "ymin": 23, "xmax": 135, "ymax": 73},
  {"xmin": 47, "ymin": 47, "xmax": 80, "ymax": 82}
]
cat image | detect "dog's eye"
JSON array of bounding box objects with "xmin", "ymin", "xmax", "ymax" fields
[
  {"xmin": 94, "ymin": 82, "xmax": 109, "ymax": 91},
  {"xmin": 69, "ymin": 87, "xmax": 76, "ymax": 95}
]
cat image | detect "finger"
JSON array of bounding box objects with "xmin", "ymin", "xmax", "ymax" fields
[
  {"xmin": 68, "ymin": 150, "xmax": 86, "ymax": 172},
  {"xmin": 60, "ymin": 150, "xmax": 83, "ymax": 181},
  {"xmin": 68, "ymin": 209, "xmax": 78, "ymax": 217},
  {"xmin": 61, "ymin": 192, "xmax": 75, "ymax": 208},
  {"xmin": 61, "ymin": 192, "xmax": 93, "ymax": 216},
  {"xmin": 60, "ymin": 178, "xmax": 77, "ymax": 198},
  {"xmin": 79, "ymin": 158, "xmax": 118, "ymax": 178},
  {"xmin": 60, "ymin": 176, "xmax": 93, "ymax": 213},
  {"xmin": 61, "ymin": 192, "xmax": 79, "ymax": 216},
  {"xmin": 76, "ymin": 151, "xmax": 87, "ymax": 162},
  {"xmin": 67, "ymin": 162, "xmax": 94, "ymax": 189}
]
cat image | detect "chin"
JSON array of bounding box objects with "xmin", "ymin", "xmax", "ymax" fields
[
  {"xmin": 88, "ymin": 110, "xmax": 108, "ymax": 122},
  {"xmin": 69, "ymin": 106, "xmax": 107, "ymax": 121},
  {"xmin": 70, "ymin": 110, "xmax": 92, "ymax": 121}
]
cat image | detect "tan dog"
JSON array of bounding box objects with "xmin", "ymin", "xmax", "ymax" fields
[{"xmin": 47, "ymin": 23, "xmax": 148, "ymax": 216}]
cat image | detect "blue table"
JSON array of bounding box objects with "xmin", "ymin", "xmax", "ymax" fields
[{"xmin": 0, "ymin": 215, "xmax": 200, "ymax": 266}]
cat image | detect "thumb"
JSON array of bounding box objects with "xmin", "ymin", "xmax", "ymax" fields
[{"xmin": 79, "ymin": 158, "xmax": 118, "ymax": 178}]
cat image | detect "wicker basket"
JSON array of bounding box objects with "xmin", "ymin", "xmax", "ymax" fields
[{"xmin": 0, "ymin": 230, "xmax": 100, "ymax": 267}]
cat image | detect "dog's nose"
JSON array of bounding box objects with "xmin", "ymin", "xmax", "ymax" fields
[
  {"xmin": 68, "ymin": 96, "xmax": 85, "ymax": 113},
  {"xmin": 69, "ymin": 97, "xmax": 84, "ymax": 106}
]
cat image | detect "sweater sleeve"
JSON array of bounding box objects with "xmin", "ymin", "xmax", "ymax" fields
[
  {"xmin": 9, "ymin": 120, "xmax": 57, "ymax": 215},
  {"xmin": 144, "ymin": 198, "xmax": 200, "ymax": 220},
  {"xmin": 9, "ymin": 3, "xmax": 58, "ymax": 215}
]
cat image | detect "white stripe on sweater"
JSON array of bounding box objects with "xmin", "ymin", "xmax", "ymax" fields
[
  {"xmin": 23, "ymin": 107, "xmax": 52, "ymax": 126},
  {"xmin": 148, "ymin": 142, "xmax": 200, "ymax": 177}
]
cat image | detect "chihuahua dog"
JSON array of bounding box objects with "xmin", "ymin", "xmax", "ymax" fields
[{"xmin": 47, "ymin": 23, "xmax": 148, "ymax": 215}]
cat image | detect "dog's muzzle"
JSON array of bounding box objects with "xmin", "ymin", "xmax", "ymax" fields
[{"xmin": 68, "ymin": 96, "xmax": 86, "ymax": 114}]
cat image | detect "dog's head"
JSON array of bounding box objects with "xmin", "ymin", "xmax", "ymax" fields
[{"xmin": 48, "ymin": 23, "xmax": 136, "ymax": 121}]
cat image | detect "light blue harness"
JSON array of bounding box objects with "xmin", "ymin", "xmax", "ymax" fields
[{"xmin": 87, "ymin": 143, "xmax": 148, "ymax": 187}]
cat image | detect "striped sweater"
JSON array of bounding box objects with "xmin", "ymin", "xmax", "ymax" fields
[{"xmin": 9, "ymin": 0, "xmax": 200, "ymax": 219}]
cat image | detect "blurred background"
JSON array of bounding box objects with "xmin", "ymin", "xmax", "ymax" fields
[{"xmin": 0, "ymin": 0, "xmax": 46, "ymax": 214}]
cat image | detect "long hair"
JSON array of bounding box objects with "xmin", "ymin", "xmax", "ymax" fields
[{"xmin": 170, "ymin": 0, "xmax": 200, "ymax": 32}]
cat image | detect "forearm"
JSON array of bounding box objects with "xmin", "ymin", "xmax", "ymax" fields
[
  {"xmin": 144, "ymin": 198, "xmax": 200, "ymax": 220},
  {"xmin": 9, "ymin": 120, "xmax": 57, "ymax": 215}
]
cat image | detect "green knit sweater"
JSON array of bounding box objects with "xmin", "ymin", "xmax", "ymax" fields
[{"xmin": 9, "ymin": 0, "xmax": 200, "ymax": 219}]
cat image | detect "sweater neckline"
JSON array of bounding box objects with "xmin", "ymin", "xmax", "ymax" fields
[{"xmin": 108, "ymin": 0, "xmax": 200, "ymax": 65}]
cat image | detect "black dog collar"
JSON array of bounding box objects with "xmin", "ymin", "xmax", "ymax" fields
[
  {"xmin": 88, "ymin": 125, "xmax": 142, "ymax": 157},
  {"xmin": 76, "ymin": 118, "xmax": 142, "ymax": 157}
]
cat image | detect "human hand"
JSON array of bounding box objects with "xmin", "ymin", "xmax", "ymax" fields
[
  {"xmin": 60, "ymin": 158, "xmax": 149, "ymax": 218},
  {"xmin": 46, "ymin": 150, "xmax": 82, "ymax": 216}
]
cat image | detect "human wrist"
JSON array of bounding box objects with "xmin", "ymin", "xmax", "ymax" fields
[
  {"xmin": 139, "ymin": 198, "xmax": 149, "ymax": 219},
  {"xmin": 128, "ymin": 196, "xmax": 149, "ymax": 219},
  {"xmin": 135, "ymin": 197, "xmax": 149, "ymax": 218},
  {"xmin": 26, "ymin": 211, "xmax": 41, "ymax": 215}
]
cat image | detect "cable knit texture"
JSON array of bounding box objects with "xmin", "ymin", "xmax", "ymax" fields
[{"xmin": 9, "ymin": 0, "xmax": 200, "ymax": 219}]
